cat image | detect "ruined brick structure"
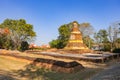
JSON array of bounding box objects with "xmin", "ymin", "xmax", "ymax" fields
[{"xmin": 64, "ymin": 22, "xmax": 91, "ymax": 53}]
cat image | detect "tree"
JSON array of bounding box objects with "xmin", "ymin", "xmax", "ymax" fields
[
  {"xmin": 57, "ymin": 23, "xmax": 74, "ymax": 48},
  {"xmin": 80, "ymin": 23, "xmax": 94, "ymax": 48},
  {"xmin": 20, "ymin": 41, "xmax": 29, "ymax": 51},
  {"xmin": 0, "ymin": 19, "xmax": 36, "ymax": 50},
  {"xmin": 83, "ymin": 36, "xmax": 94, "ymax": 49},
  {"xmin": 0, "ymin": 28, "xmax": 12, "ymax": 49},
  {"xmin": 50, "ymin": 24, "xmax": 72, "ymax": 49},
  {"xmin": 94, "ymin": 29, "xmax": 110, "ymax": 51},
  {"xmin": 94, "ymin": 32, "xmax": 100, "ymax": 44},
  {"xmin": 49, "ymin": 39, "xmax": 59, "ymax": 48},
  {"xmin": 108, "ymin": 21, "xmax": 120, "ymax": 51},
  {"xmin": 97, "ymin": 29, "xmax": 109, "ymax": 43},
  {"xmin": 80, "ymin": 23, "xmax": 94, "ymax": 37}
]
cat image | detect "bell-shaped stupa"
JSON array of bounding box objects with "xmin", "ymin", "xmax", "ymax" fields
[{"xmin": 64, "ymin": 22, "xmax": 91, "ymax": 53}]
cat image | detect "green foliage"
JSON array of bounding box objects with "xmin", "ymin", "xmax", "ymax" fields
[
  {"xmin": 97, "ymin": 29, "xmax": 109, "ymax": 43},
  {"xmin": 94, "ymin": 29, "xmax": 111, "ymax": 51},
  {"xmin": 94, "ymin": 28, "xmax": 120, "ymax": 52},
  {"xmin": 114, "ymin": 38, "xmax": 120, "ymax": 48},
  {"xmin": 103, "ymin": 43, "xmax": 111, "ymax": 51},
  {"xmin": 0, "ymin": 32, "xmax": 13, "ymax": 49},
  {"xmin": 57, "ymin": 24, "xmax": 73, "ymax": 48},
  {"xmin": 116, "ymin": 38, "xmax": 120, "ymax": 43},
  {"xmin": 20, "ymin": 41, "xmax": 29, "ymax": 51},
  {"xmin": 83, "ymin": 36, "xmax": 94, "ymax": 49},
  {"xmin": 58, "ymin": 24, "xmax": 71, "ymax": 39},
  {"xmin": 0, "ymin": 19, "xmax": 36, "ymax": 50},
  {"xmin": 0, "ymin": 19, "xmax": 36, "ymax": 39},
  {"xmin": 49, "ymin": 23, "xmax": 73, "ymax": 49},
  {"xmin": 49, "ymin": 39, "xmax": 59, "ymax": 48},
  {"xmin": 112, "ymin": 48, "xmax": 120, "ymax": 53}
]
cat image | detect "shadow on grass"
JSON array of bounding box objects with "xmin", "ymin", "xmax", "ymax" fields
[
  {"xmin": 0, "ymin": 74, "xmax": 16, "ymax": 80},
  {"xmin": 17, "ymin": 63, "xmax": 101, "ymax": 80},
  {"xmin": 17, "ymin": 63, "xmax": 48, "ymax": 80},
  {"xmin": 0, "ymin": 70, "xmax": 16, "ymax": 80}
]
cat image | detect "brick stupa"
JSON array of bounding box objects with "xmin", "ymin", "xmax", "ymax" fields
[{"xmin": 64, "ymin": 22, "xmax": 91, "ymax": 53}]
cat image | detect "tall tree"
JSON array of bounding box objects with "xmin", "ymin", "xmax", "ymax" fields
[
  {"xmin": 83, "ymin": 36, "xmax": 94, "ymax": 49},
  {"xmin": 97, "ymin": 29, "xmax": 109, "ymax": 43},
  {"xmin": 80, "ymin": 23, "xmax": 94, "ymax": 48},
  {"xmin": 94, "ymin": 32, "xmax": 101, "ymax": 44},
  {"xmin": 94, "ymin": 29, "xmax": 109, "ymax": 51},
  {"xmin": 80, "ymin": 23, "xmax": 94, "ymax": 37},
  {"xmin": 0, "ymin": 19, "xmax": 36, "ymax": 50},
  {"xmin": 108, "ymin": 21, "xmax": 120, "ymax": 51},
  {"xmin": 115, "ymin": 38, "xmax": 120, "ymax": 48}
]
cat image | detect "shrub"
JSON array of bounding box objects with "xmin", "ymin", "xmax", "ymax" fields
[{"xmin": 112, "ymin": 48, "xmax": 120, "ymax": 53}]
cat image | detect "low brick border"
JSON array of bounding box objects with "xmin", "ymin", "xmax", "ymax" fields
[{"xmin": 33, "ymin": 58, "xmax": 84, "ymax": 73}]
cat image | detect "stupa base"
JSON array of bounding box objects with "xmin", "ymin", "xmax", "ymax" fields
[{"xmin": 58, "ymin": 49, "xmax": 93, "ymax": 54}]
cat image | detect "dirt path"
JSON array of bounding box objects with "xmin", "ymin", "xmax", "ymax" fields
[{"xmin": 90, "ymin": 61, "xmax": 120, "ymax": 80}]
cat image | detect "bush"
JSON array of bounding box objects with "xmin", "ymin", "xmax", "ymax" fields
[
  {"xmin": 103, "ymin": 43, "xmax": 111, "ymax": 51},
  {"xmin": 20, "ymin": 41, "xmax": 29, "ymax": 51},
  {"xmin": 112, "ymin": 48, "xmax": 120, "ymax": 53}
]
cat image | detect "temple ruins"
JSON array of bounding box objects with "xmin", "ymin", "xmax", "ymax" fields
[{"xmin": 64, "ymin": 22, "xmax": 91, "ymax": 53}]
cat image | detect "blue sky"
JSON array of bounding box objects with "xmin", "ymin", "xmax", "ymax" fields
[{"xmin": 0, "ymin": 0, "xmax": 120, "ymax": 45}]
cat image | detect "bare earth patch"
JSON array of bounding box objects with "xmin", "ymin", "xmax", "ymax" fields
[{"xmin": 0, "ymin": 50, "xmax": 119, "ymax": 80}]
